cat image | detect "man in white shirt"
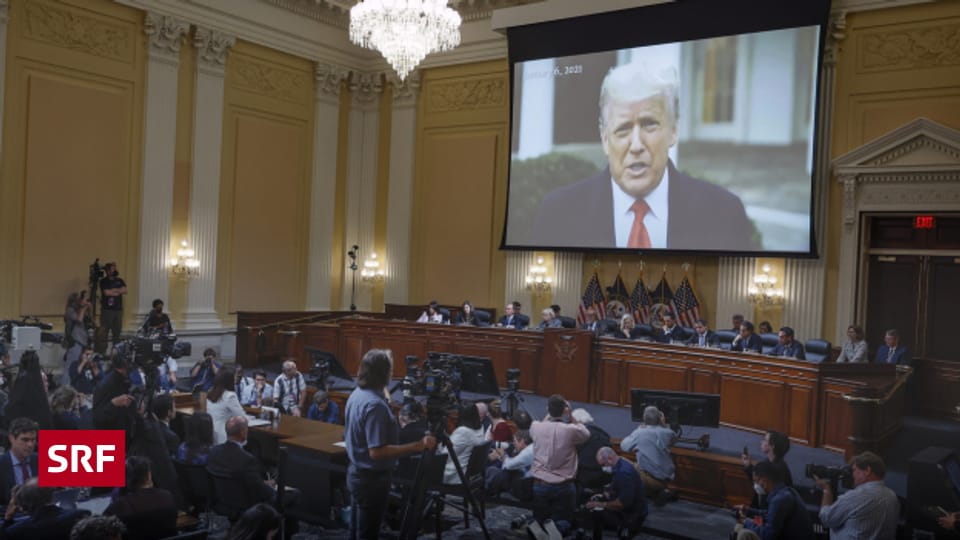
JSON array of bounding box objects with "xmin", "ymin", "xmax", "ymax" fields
[
  {"xmin": 816, "ymin": 452, "xmax": 899, "ymax": 540},
  {"xmin": 273, "ymin": 360, "xmax": 306, "ymax": 416}
]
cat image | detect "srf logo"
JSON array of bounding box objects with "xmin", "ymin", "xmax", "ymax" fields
[{"xmin": 38, "ymin": 430, "xmax": 125, "ymax": 487}]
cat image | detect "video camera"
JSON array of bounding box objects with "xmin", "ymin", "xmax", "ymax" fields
[
  {"xmin": 399, "ymin": 353, "xmax": 464, "ymax": 429},
  {"xmin": 805, "ymin": 463, "xmax": 853, "ymax": 494},
  {"xmin": 120, "ymin": 333, "xmax": 191, "ymax": 369},
  {"xmin": 89, "ymin": 258, "xmax": 106, "ymax": 288},
  {"xmin": 505, "ymin": 368, "xmax": 520, "ymax": 392}
]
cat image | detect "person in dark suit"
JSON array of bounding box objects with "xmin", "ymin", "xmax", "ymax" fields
[
  {"xmin": 0, "ymin": 478, "xmax": 89, "ymax": 539},
  {"xmin": 769, "ymin": 326, "xmax": 806, "ymax": 360},
  {"xmin": 581, "ymin": 307, "xmax": 601, "ymax": 334},
  {"xmin": 529, "ymin": 61, "xmax": 758, "ymax": 251},
  {"xmin": 454, "ymin": 300, "xmax": 480, "ymax": 325},
  {"xmin": 0, "ymin": 418, "xmax": 38, "ymax": 506},
  {"xmin": 103, "ymin": 456, "xmax": 177, "ymax": 540},
  {"xmin": 731, "ymin": 321, "xmax": 762, "ymax": 353},
  {"xmin": 497, "ymin": 301, "xmax": 528, "ymax": 329},
  {"xmin": 655, "ymin": 312, "xmax": 685, "ymax": 343},
  {"xmin": 151, "ymin": 394, "xmax": 180, "ymax": 456},
  {"xmin": 92, "ymin": 354, "xmax": 137, "ymax": 435},
  {"xmin": 875, "ymin": 328, "xmax": 911, "ymax": 366},
  {"xmin": 685, "ymin": 319, "xmax": 720, "ymax": 348},
  {"xmin": 207, "ymin": 415, "xmax": 299, "ymax": 533}
]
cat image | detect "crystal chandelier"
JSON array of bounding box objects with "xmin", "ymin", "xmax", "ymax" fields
[{"xmin": 349, "ymin": 0, "xmax": 462, "ymax": 81}]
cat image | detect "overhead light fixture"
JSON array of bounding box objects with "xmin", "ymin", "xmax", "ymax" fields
[
  {"xmin": 170, "ymin": 239, "xmax": 199, "ymax": 278},
  {"xmin": 361, "ymin": 252, "xmax": 385, "ymax": 285},
  {"xmin": 748, "ymin": 264, "xmax": 783, "ymax": 306},
  {"xmin": 525, "ymin": 256, "xmax": 553, "ymax": 296},
  {"xmin": 349, "ymin": 0, "xmax": 461, "ymax": 81}
]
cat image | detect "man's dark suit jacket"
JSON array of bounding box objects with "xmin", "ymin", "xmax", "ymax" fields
[
  {"xmin": 655, "ymin": 325, "xmax": 686, "ymax": 343},
  {"xmin": 685, "ymin": 330, "xmax": 720, "ymax": 347},
  {"xmin": 875, "ymin": 345, "xmax": 911, "ymax": 366},
  {"xmin": 731, "ymin": 333, "xmax": 763, "ymax": 353},
  {"xmin": 497, "ymin": 314, "xmax": 529, "ymax": 330},
  {"xmin": 206, "ymin": 441, "xmax": 275, "ymax": 504},
  {"xmin": 529, "ymin": 163, "xmax": 759, "ymax": 251},
  {"xmin": 0, "ymin": 453, "xmax": 37, "ymax": 506},
  {"xmin": 0, "ymin": 505, "xmax": 89, "ymax": 540}
]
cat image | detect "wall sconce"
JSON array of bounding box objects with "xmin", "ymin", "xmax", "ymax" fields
[
  {"xmin": 170, "ymin": 239, "xmax": 200, "ymax": 278},
  {"xmin": 748, "ymin": 263, "xmax": 783, "ymax": 305},
  {"xmin": 525, "ymin": 256, "xmax": 553, "ymax": 296},
  {"xmin": 360, "ymin": 252, "xmax": 385, "ymax": 285}
]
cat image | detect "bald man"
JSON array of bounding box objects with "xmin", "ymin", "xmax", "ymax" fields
[{"xmin": 586, "ymin": 447, "xmax": 648, "ymax": 536}]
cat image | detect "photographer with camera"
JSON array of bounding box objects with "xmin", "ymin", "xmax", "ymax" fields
[
  {"xmin": 345, "ymin": 349, "xmax": 436, "ymax": 540},
  {"xmin": 815, "ymin": 451, "xmax": 899, "ymax": 540},
  {"xmin": 733, "ymin": 460, "xmax": 812, "ymax": 540},
  {"xmin": 620, "ymin": 405, "xmax": 678, "ymax": 504},
  {"xmin": 189, "ymin": 348, "xmax": 221, "ymax": 392},
  {"xmin": 68, "ymin": 345, "xmax": 102, "ymax": 407},
  {"xmin": 585, "ymin": 446, "xmax": 648, "ymax": 539},
  {"xmin": 99, "ymin": 262, "xmax": 127, "ymax": 351}
]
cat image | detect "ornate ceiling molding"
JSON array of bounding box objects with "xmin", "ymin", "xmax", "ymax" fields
[{"xmin": 263, "ymin": 0, "xmax": 545, "ymax": 27}]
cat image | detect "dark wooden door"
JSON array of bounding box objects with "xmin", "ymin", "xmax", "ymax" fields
[
  {"xmin": 865, "ymin": 254, "xmax": 960, "ymax": 360},
  {"xmin": 865, "ymin": 255, "xmax": 922, "ymax": 357}
]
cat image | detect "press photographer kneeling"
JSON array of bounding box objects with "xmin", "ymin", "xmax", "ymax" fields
[{"xmin": 733, "ymin": 460, "xmax": 812, "ymax": 540}]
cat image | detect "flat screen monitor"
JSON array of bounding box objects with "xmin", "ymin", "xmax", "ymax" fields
[
  {"xmin": 428, "ymin": 352, "xmax": 501, "ymax": 397},
  {"xmin": 503, "ymin": 0, "xmax": 830, "ymax": 256},
  {"xmin": 630, "ymin": 388, "xmax": 720, "ymax": 428}
]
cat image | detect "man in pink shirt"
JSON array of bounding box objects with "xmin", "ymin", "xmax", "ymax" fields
[{"xmin": 530, "ymin": 394, "xmax": 590, "ymax": 535}]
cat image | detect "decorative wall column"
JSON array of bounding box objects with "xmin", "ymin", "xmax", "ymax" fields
[
  {"xmin": 384, "ymin": 72, "xmax": 420, "ymax": 306},
  {"xmin": 183, "ymin": 28, "xmax": 234, "ymax": 329},
  {"xmin": 780, "ymin": 11, "xmax": 846, "ymax": 341},
  {"xmin": 715, "ymin": 257, "xmax": 754, "ymax": 326},
  {"xmin": 136, "ymin": 13, "xmax": 188, "ymax": 321},
  {"xmin": 341, "ymin": 72, "xmax": 384, "ymax": 311},
  {"xmin": 305, "ymin": 63, "xmax": 349, "ymax": 310},
  {"xmin": 504, "ymin": 251, "xmax": 534, "ymax": 312},
  {"xmin": 0, "ymin": 0, "xmax": 9, "ymax": 161},
  {"xmin": 552, "ymin": 252, "xmax": 584, "ymax": 315}
]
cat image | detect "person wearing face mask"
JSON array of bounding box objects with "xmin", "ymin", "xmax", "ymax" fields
[
  {"xmin": 141, "ymin": 299, "xmax": 173, "ymax": 335},
  {"xmin": 734, "ymin": 460, "xmax": 813, "ymax": 540},
  {"xmin": 586, "ymin": 447, "xmax": 648, "ymax": 539},
  {"xmin": 741, "ymin": 430, "xmax": 793, "ymax": 512}
]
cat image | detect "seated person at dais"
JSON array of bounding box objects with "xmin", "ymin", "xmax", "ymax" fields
[
  {"xmin": 537, "ymin": 308, "xmax": 563, "ymax": 330},
  {"xmin": 875, "ymin": 329, "xmax": 911, "ymax": 366},
  {"xmin": 731, "ymin": 321, "xmax": 763, "ymax": 353},
  {"xmin": 417, "ymin": 301, "xmax": 444, "ymax": 324},
  {"xmin": 617, "ymin": 314, "xmax": 643, "ymax": 340},
  {"xmin": 685, "ymin": 318, "xmax": 720, "ymax": 348},
  {"xmin": 836, "ymin": 325, "xmax": 868, "ymax": 363},
  {"xmin": 655, "ymin": 312, "xmax": 684, "ymax": 343},
  {"xmin": 581, "ymin": 307, "xmax": 602, "ymax": 334},
  {"xmin": 454, "ymin": 300, "xmax": 480, "ymax": 325},
  {"xmin": 758, "ymin": 321, "xmax": 773, "ymax": 335},
  {"xmin": 497, "ymin": 301, "xmax": 528, "ymax": 329},
  {"xmin": 306, "ymin": 390, "xmax": 341, "ymax": 424},
  {"xmin": 768, "ymin": 327, "xmax": 805, "ymax": 360}
]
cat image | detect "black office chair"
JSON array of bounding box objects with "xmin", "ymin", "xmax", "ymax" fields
[
  {"xmin": 514, "ymin": 314, "xmax": 530, "ymax": 329},
  {"xmin": 715, "ymin": 330, "xmax": 738, "ymax": 350},
  {"xmin": 474, "ymin": 309, "xmax": 491, "ymax": 326},
  {"xmin": 760, "ymin": 333, "xmax": 779, "ymax": 354},
  {"xmin": 206, "ymin": 470, "xmax": 253, "ymax": 522},
  {"xmin": 635, "ymin": 323, "xmax": 654, "ymax": 339},
  {"xmin": 437, "ymin": 442, "xmax": 491, "ymax": 528},
  {"xmin": 805, "ymin": 339, "xmax": 832, "ymax": 363},
  {"xmin": 558, "ymin": 316, "xmax": 577, "ymax": 329},
  {"xmin": 438, "ymin": 307, "xmax": 452, "ymax": 323},
  {"xmin": 173, "ymin": 460, "xmax": 213, "ymax": 526}
]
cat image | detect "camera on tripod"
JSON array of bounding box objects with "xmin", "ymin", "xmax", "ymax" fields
[
  {"xmin": 505, "ymin": 368, "xmax": 520, "ymax": 392},
  {"xmin": 129, "ymin": 334, "xmax": 191, "ymax": 368},
  {"xmin": 805, "ymin": 463, "xmax": 852, "ymax": 493}
]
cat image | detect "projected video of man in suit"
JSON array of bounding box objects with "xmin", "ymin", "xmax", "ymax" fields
[{"xmin": 506, "ymin": 27, "xmax": 819, "ymax": 254}]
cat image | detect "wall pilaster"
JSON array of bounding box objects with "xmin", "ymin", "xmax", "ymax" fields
[
  {"xmin": 384, "ymin": 71, "xmax": 420, "ymax": 306},
  {"xmin": 183, "ymin": 27, "xmax": 234, "ymax": 329}
]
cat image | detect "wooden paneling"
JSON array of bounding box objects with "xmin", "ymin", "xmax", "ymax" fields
[
  {"xmin": 627, "ymin": 362, "xmax": 688, "ymax": 393},
  {"xmin": 913, "ymin": 358, "xmax": 960, "ymax": 419},
  {"xmin": 691, "ymin": 369, "xmax": 720, "ymax": 394},
  {"xmin": 599, "ymin": 359, "xmax": 623, "ymax": 406},
  {"xmin": 0, "ymin": 0, "xmax": 145, "ymax": 319},
  {"xmin": 720, "ymin": 375, "xmax": 785, "ymax": 434},
  {"xmin": 787, "ymin": 385, "xmax": 815, "ymax": 445}
]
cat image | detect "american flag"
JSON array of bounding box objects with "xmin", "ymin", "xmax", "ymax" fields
[
  {"xmin": 650, "ymin": 273, "xmax": 675, "ymax": 312},
  {"xmin": 630, "ymin": 277, "xmax": 652, "ymax": 324},
  {"xmin": 674, "ymin": 274, "xmax": 703, "ymax": 327},
  {"xmin": 577, "ymin": 272, "xmax": 607, "ymax": 325}
]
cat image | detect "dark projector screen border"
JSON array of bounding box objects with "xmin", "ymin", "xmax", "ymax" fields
[{"xmin": 501, "ymin": 0, "xmax": 830, "ymax": 257}]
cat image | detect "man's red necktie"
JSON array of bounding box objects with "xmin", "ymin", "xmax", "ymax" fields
[{"xmin": 628, "ymin": 200, "xmax": 652, "ymax": 248}]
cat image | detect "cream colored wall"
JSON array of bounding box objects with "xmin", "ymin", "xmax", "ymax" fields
[
  {"xmin": 0, "ymin": 0, "xmax": 145, "ymax": 322},
  {"xmin": 410, "ymin": 60, "xmax": 509, "ymax": 309},
  {"xmin": 214, "ymin": 40, "xmax": 314, "ymax": 316},
  {"xmin": 823, "ymin": 1, "xmax": 960, "ymax": 336}
]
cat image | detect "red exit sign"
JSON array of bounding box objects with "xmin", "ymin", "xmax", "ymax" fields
[{"xmin": 914, "ymin": 215, "xmax": 936, "ymax": 229}]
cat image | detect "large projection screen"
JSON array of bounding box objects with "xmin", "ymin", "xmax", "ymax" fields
[{"xmin": 502, "ymin": 0, "xmax": 829, "ymax": 256}]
